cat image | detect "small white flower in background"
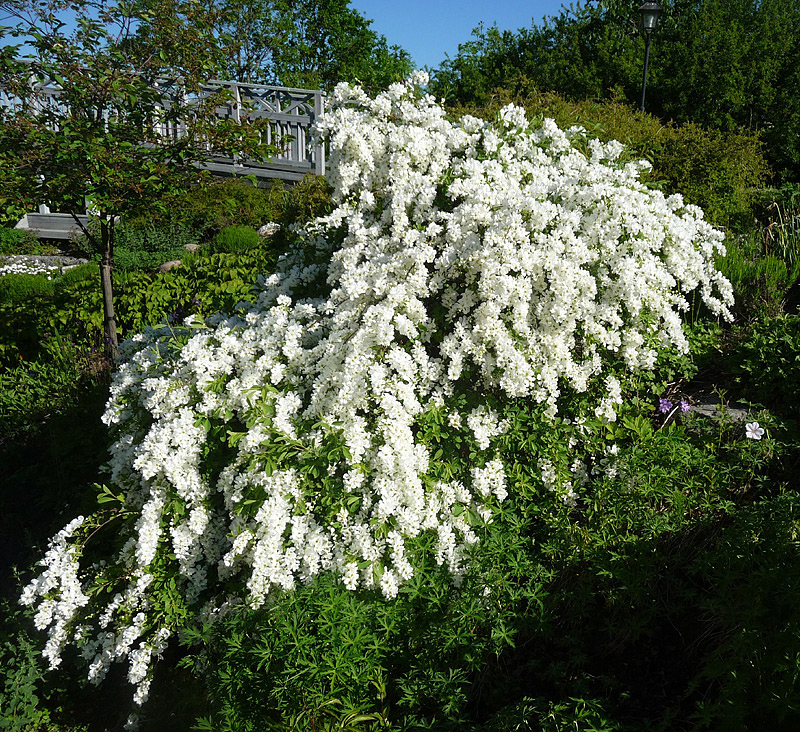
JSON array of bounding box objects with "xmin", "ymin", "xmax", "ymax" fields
[{"xmin": 745, "ymin": 422, "xmax": 765, "ymax": 440}]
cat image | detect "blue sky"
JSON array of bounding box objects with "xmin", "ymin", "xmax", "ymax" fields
[{"xmin": 350, "ymin": 0, "xmax": 571, "ymax": 70}]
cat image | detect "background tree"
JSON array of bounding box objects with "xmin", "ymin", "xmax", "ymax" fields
[
  {"xmin": 430, "ymin": 0, "xmax": 800, "ymax": 182},
  {"xmin": 177, "ymin": 0, "xmax": 414, "ymax": 90},
  {"xmin": 271, "ymin": 0, "xmax": 413, "ymax": 90},
  {"xmin": 0, "ymin": 0, "xmax": 276, "ymax": 359}
]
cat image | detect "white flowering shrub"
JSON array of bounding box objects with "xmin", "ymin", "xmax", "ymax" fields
[{"xmin": 20, "ymin": 74, "xmax": 733, "ymax": 712}]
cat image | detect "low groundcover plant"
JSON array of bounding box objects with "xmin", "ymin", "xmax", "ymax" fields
[{"xmin": 19, "ymin": 73, "xmax": 733, "ymax": 723}]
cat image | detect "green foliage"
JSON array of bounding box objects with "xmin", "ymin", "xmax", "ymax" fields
[
  {"xmin": 186, "ymin": 372, "xmax": 800, "ymax": 731},
  {"xmin": 0, "ymin": 600, "xmax": 86, "ymax": 732},
  {"xmin": 0, "ymin": 245, "xmax": 281, "ymax": 365},
  {"xmin": 654, "ymin": 122, "xmax": 769, "ymax": 232},
  {"xmin": 726, "ymin": 316, "xmax": 800, "ymax": 420},
  {"xmin": 279, "ymin": 173, "xmax": 334, "ymax": 225},
  {"xmin": 0, "ymin": 228, "xmax": 50, "ymax": 256},
  {"xmin": 717, "ymin": 233, "xmax": 800, "ymax": 321},
  {"xmin": 73, "ymin": 218, "xmax": 201, "ymax": 273},
  {"xmin": 163, "ymin": 175, "xmax": 333, "ymax": 242},
  {"xmin": 112, "ymin": 221, "xmax": 200, "ymax": 273},
  {"xmin": 0, "ymin": 334, "xmax": 90, "ymax": 440},
  {"xmin": 451, "ymin": 88, "xmax": 769, "ymax": 230},
  {"xmin": 431, "ymin": 0, "xmax": 800, "ymax": 182},
  {"xmin": 162, "ymin": 179, "xmax": 288, "ymax": 242},
  {"xmin": 0, "ymin": 264, "xmax": 96, "ymax": 363},
  {"xmin": 757, "ymin": 184, "xmax": 800, "ymax": 273},
  {"xmin": 209, "ymin": 225, "xmax": 261, "ymax": 253},
  {"xmin": 0, "ymin": 272, "xmax": 56, "ymax": 304},
  {"xmin": 208, "ymin": 0, "xmax": 414, "ymax": 91}
]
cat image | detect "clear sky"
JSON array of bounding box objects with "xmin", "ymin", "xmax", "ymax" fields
[{"xmin": 350, "ymin": 0, "xmax": 571, "ymax": 70}]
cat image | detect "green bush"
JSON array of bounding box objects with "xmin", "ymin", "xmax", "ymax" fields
[
  {"xmin": 726, "ymin": 315, "xmax": 800, "ymax": 419},
  {"xmin": 162, "ymin": 178, "xmax": 288, "ymax": 241},
  {"xmin": 0, "ymin": 227, "xmax": 52, "ymax": 255},
  {"xmin": 0, "ymin": 264, "xmax": 96, "ymax": 364},
  {"xmin": 74, "ymin": 219, "xmax": 200, "ymax": 272},
  {"xmin": 717, "ymin": 232, "xmax": 800, "ymax": 321},
  {"xmin": 112, "ymin": 220, "xmax": 200, "ymax": 272},
  {"xmin": 279, "ymin": 173, "xmax": 334, "ymax": 226},
  {"xmin": 0, "ymin": 601, "xmax": 80, "ymax": 732},
  {"xmin": 0, "ymin": 245, "xmax": 281, "ymax": 364},
  {"xmin": 188, "ymin": 385, "xmax": 800, "ymax": 731},
  {"xmin": 0, "ymin": 272, "xmax": 56, "ymax": 304},
  {"xmin": 755, "ymin": 183, "xmax": 800, "ymax": 273},
  {"xmin": 0, "ymin": 332, "xmax": 93, "ymax": 440},
  {"xmin": 209, "ymin": 225, "xmax": 261, "ymax": 254},
  {"xmin": 451, "ymin": 86, "xmax": 770, "ymax": 230}
]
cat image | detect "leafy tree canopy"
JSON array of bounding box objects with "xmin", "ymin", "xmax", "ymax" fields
[
  {"xmin": 168, "ymin": 0, "xmax": 415, "ymax": 91},
  {"xmin": 430, "ymin": 0, "xmax": 800, "ymax": 182},
  {"xmin": 0, "ymin": 0, "xmax": 277, "ymax": 356}
]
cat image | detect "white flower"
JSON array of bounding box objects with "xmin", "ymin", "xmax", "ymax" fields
[{"xmin": 745, "ymin": 421, "xmax": 765, "ymax": 440}]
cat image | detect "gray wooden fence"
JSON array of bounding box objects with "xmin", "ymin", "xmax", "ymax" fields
[{"xmin": 0, "ymin": 70, "xmax": 326, "ymax": 180}]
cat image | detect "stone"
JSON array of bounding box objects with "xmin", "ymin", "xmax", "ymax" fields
[
  {"xmin": 258, "ymin": 222, "xmax": 280, "ymax": 237},
  {"xmin": 158, "ymin": 260, "xmax": 182, "ymax": 273}
]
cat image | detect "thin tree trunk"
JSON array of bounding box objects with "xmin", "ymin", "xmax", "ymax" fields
[{"xmin": 99, "ymin": 216, "xmax": 118, "ymax": 362}]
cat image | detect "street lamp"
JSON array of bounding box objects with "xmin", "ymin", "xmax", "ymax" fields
[{"xmin": 638, "ymin": 1, "xmax": 663, "ymax": 112}]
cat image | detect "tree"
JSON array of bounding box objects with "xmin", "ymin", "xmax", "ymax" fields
[
  {"xmin": 205, "ymin": 0, "xmax": 414, "ymax": 90},
  {"xmin": 430, "ymin": 0, "xmax": 800, "ymax": 182},
  {"xmin": 0, "ymin": 0, "xmax": 276, "ymax": 359}
]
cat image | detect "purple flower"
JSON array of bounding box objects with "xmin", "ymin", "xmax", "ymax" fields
[
  {"xmin": 659, "ymin": 398, "xmax": 673, "ymax": 414},
  {"xmin": 679, "ymin": 400, "xmax": 691, "ymax": 413}
]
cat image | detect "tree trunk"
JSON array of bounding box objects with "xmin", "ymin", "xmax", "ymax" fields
[{"xmin": 99, "ymin": 216, "xmax": 118, "ymax": 362}]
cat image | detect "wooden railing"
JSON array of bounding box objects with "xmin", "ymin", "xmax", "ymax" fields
[{"xmin": 0, "ymin": 68, "xmax": 326, "ymax": 182}]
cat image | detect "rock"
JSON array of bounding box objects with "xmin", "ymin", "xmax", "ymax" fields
[
  {"xmin": 688, "ymin": 396, "xmax": 750, "ymax": 423},
  {"xmin": 184, "ymin": 243, "xmax": 200, "ymax": 252},
  {"xmin": 158, "ymin": 260, "xmax": 182, "ymax": 273},
  {"xmin": 258, "ymin": 222, "xmax": 280, "ymax": 237}
]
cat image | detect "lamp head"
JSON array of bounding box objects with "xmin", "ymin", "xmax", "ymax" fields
[{"xmin": 639, "ymin": 1, "xmax": 663, "ymax": 32}]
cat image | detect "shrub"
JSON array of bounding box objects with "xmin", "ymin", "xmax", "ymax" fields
[
  {"xmin": 73, "ymin": 219, "xmax": 200, "ymax": 273},
  {"xmin": 163, "ymin": 178, "xmax": 287, "ymax": 241},
  {"xmin": 279, "ymin": 173, "xmax": 334, "ymax": 226},
  {"xmin": 0, "ymin": 603, "xmax": 73, "ymax": 732},
  {"xmin": 123, "ymin": 175, "xmax": 333, "ymax": 246},
  {"xmin": 209, "ymin": 225, "xmax": 261, "ymax": 253},
  {"xmin": 756, "ymin": 183, "xmax": 800, "ymax": 273},
  {"xmin": 0, "ymin": 272, "xmax": 56, "ymax": 304},
  {"xmin": 17, "ymin": 78, "xmax": 734, "ymax": 722},
  {"xmin": 0, "ymin": 245, "xmax": 281, "ymax": 366},
  {"xmin": 0, "ymin": 350, "xmax": 83, "ymax": 440},
  {"xmin": 726, "ymin": 315, "xmax": 800, "ymax": 419},
  {"xmin": 112, "ymin": 221, "xmax": 200, "ymax": 273},
  {"xmin": 0, "ymin": 227, "xmax": 52, "ymax": 255},
  {"xmin": 451, "ymin": 84, "xmax": 770, "ymax": 230},
  {"xmin": 716, "ymin": 232, "xmax": 800, "ymax": 321}
]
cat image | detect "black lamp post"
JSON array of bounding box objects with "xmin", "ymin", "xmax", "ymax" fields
[{"xmin": 638, "ymin": 1, "xmax": 663, "ymax": 112}]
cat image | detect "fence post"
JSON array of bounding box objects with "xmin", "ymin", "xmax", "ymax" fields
[{"xmin": 314, "ymin": 90, "xmax": 325, "ymax": 176}]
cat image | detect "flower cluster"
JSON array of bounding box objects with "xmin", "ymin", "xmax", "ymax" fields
[
  {"xmin": 20, "ymin": 75, "xmax": 733, "ymax": 708},
  {"xmin": 0, "ymin": 258, "xmax": 59, "ymax": 278}
]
